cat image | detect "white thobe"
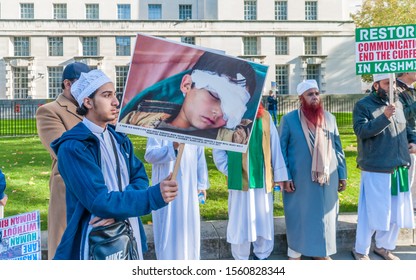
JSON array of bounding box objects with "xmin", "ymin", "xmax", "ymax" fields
[
  {"xmin": 355, "ymin": 171, "xmax": 415, "ymax": 254},
  {"xmin": 144, "ymin": 138, "xmax": 209, "ymax": 260},
  {"xmin": 82, "ymin": 118, "xmax": 143, "ymax": 260},
  {"xmin": 212, "ymin": 115, "xmax": 288, "ymax": 259}
]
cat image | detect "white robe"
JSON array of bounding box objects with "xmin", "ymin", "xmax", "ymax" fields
[
  {"xmin": 359, "ymin": 171, "xmax": 414, "ymax": 231},
  {"xmin": 144, "ymin": 138, "xmax": 209, "ymax": 260},
  {"xmin": 212, "ymin": 115, "xmax": 288, "ymax": 245}
]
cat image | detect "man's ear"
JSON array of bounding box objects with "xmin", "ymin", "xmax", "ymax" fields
[
  {"xmin": 83, "ymin": 97, "xmax": 93, "ymax": 109},
  {"xmin": 63, "ymin": 79, "xmax": 72, "ymax": 89},
  {"xmin": 180, "ymin": 74, "xmax": 193, "ymax": 94},
  {"xmin": 373, "ymin": 82, "xmax": 379, "ymax": 91}
]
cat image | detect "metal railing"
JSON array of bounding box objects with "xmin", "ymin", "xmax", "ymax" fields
[
  {"xmin": 273, "ymin": 94, "xmax": 365, "ymax": 128},
  {"xmin": 1, "ymin": 95, "xmax": 365, "ymax": 137},
  {"xmin": 0, "ymin": 100, "xmax": 45, "ymax": 136}
]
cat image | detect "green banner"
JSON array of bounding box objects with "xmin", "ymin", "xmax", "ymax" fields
[
  {"xmin": 356, "ymin": 24, "xmax": 416, "ymax": 42},
  {"xmin": 356, "ymin": 59, "xmax": 416, "ymax": 74},
  {"xmin": 356, "ymin": 24, "xmax": 416, "ymax": 74}
]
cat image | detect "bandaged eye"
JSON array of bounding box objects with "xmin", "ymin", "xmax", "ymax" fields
[{"xmin": 208, "ymin": 91, "xmax": 220, "ymax": 100}]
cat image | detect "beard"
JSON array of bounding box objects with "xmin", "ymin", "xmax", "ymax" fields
[
  {"xmin": 376, "ymin": 87, "xmax": 389, "ymax": 101},
  {"xmin": 300, "ymin": 97, "xmax": 324, "ymax": 126}
]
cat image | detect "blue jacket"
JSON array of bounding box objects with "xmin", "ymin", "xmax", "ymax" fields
[
  {"xmin": 0, "ymin": 169, "xmax": 6, "ymax": 200},
  {"xmin": 353, "ymin": 92, "xmax": 415, "ymax": 172},
  {"xmin": 51, "ymin": 123, "xmax": 167, "ymax": 259}
]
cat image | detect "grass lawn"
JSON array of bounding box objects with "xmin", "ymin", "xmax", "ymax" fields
[{"xmin": 0, "ymin": 126, "xmax": 359, "ymax": 231}]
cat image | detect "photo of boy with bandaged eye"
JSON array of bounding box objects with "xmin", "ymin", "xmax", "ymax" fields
[{"xmin": 117, "ymin": 34, "xmax": 267, "ymax": 152}]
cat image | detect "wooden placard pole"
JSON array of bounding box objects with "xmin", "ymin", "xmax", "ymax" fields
[
  {"xmin": 171, "ymin": 143, "xmax": 185, "ymax": 180},
  {"xmin": 389, "ymin": 73, "xmax": 395, "ymax": 103},
  {"xmin": 0, "ymin": 205, "xmax": 4, "ymax": 219}
]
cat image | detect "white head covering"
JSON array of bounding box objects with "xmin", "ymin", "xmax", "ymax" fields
[
  {"xmin": 71, "ymin": 69, "xmax": 112, "ymax": 107},
  {"xmin": 296, "ymin": 79, "xmax": 319, "ymax": 95},
  {"xmin": 373, "ymin": 74, "xmax": 390, "ymax": 83},
  {"xmin": 190, "ymin": 69, "xmax": 251, "ymax": 129}
]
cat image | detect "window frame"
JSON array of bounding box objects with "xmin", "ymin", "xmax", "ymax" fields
[
  {"xmin": 244, "ymin": 0, "xmax": 257, "ymax": 21},
  {"xmin": 53, "ymin": 3, "xmax": 67, "ymax": 19},
  {"xmin": 117, "ymin": 4, "xmax": 131, "ymax": 20},
  {"xmin": 148, "ymin": 4, "xmax": 162, "ymax": 20},
  {"xmin": 20, "ymin": 3, "xmax": 34, "ymax": 19},
  {"xmin": 86, "ymin": 3, "xmax": 99, "ymax": 20}
]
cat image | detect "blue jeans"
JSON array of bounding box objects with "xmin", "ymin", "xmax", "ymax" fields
[{"xmin": 268, "ymin": 109, "xmax": 278, "ymax": 125}]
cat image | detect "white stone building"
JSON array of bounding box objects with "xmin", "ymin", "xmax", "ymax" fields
[{"xmin": 0, "ymin": 0, "xmax": 363, "ymax": 100}]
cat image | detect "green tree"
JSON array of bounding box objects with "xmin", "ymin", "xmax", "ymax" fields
[
  {"xmin": 352, "ymin": 0, "xmax": 416, "ymax": 82},
  {"xmin": 352, "ymin": 0, "xmax": 416, "ymax": 28}
]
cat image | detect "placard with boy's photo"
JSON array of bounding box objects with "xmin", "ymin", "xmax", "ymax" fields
[{"xmin": 117, "ymin": 34, "xmax": 268, "ymax": 153}]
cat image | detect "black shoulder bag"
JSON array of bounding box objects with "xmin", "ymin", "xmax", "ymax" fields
[{"xmin": 88, "ymin": 135, "xmax": 139, "ymax": 260}]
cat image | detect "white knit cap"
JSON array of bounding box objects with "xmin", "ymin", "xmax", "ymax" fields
[
  {"xmin": 296, "ymin": 79, "xmax": 319, "ymax": 95},
  {"xmin": 373, "ymin": 74, "xmax": 390, "ymax": 83},
  {"xmin": 71, "ymin": 69, "xmax": 112, "ymax": 107}
]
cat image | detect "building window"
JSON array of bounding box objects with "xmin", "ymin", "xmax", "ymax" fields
[
  {"xmin": 275, "ymin": 37, "xmax": 288, "ymax": 55},
  {"xmin": 53, "ymin": 3, "xmax": 67, "ymax": 19},
  {"xmin": 275, "ymin": 1, "xmax": 287, "ymax": 20},
  {"xmin": 305, "ymin": 1, "xmax": 317, "ymax": 20},
  {"xmin": 306, "ymin": 64, "xmax": 320, "ymax": 85},
  {"xmin": 13, "ymin": 67, "xmax": 29, "ymax": 99},
  {"xmin": 244, "ymin": 1, "xmax": 257, "ymax": 20},
  {"xmin": 20, "ymin": 3, "xmax": 34, "ymax": 19},
  {"xmin": 304, "ymin": 37, "xmax": 317, "ymax": 55},
  {"xmin": 116, "ymin": 37, "xmax": 131, "ymax": 56},
  {"xmin": 14, "ymin": 37, "xmax": 30, "ymax": 56},
  {"xmin": 243, "ymin": 37, "xmax": 258, "ymax": 56},
  {"xmin": 48, "ymin": 66, "xmax": 63, "ymax": 99},
  {"xmin": 115, "ymin": 66, "xmax": 129, "ymax": 102},
  {"xmin": 148, "ymin": 4, "xmax": 162, "ymax": 20},
  {"xmin": 117, "ymin": 4, "xmax": 131, "ymax": 19},
  {"xmin": 83, "ymin": 37, "xmax": 98, "ymax": 56},
  {"xmin": 181, "ymin": 37, "xmax": 195, "ymax": 45},
  {"xmin": 275, "ymin": 65, "xmax": 289, "ymax": 94},
  {"xmin": 48, "ymin": 37, "xmax": 63, "ymax": 56},
  {"xmin": 179, "ymin": 4, "xmax": 192, "ymax": 20},
  {"xmin": 86, "ymin": 4, "xmax": 99, "ymax": 20}
]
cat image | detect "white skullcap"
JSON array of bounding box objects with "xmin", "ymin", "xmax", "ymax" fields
[
  {"xmin": 373, "ymin": 74, "xmax": 390, "ymax": 83},
  {"xmin": 71, "ymin": 69, "xmax": 112, "ymax": 107},
  {"xmin": 296, "ymin": 79, "xmax": 319, "ymax": 95}
]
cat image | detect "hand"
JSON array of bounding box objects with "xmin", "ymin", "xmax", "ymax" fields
[
  {"xmin": 409, "ymin": 143, "xmax": 416, "ymax": 154},
  {"xmin": 0, "ymin": 194, "xmax": 8, "ymax": 206},
  {"xmin": 89, "ymin": 217, "xmax": 116, "ymax": 228},
  {"xmin": 338, "ymin": 179, "xmax": 347, "ymax": 192},
  {"xmin": 198, "ymin": 189, "xmax": 207, "ymax": 200},
  {"xmin": 160, "ymin": 173, "xmax": 178, "ymax": 203},
  {"xmin": 173, "ymin": 142, "xmax": 180, "ymax": 150},
  {"xmin": 384, "ymin": 104, "xmax": 396, "ymax": 118},
  {"xmin": 282, "ymin": 181, "xmax": 295, "ymax": 193}
]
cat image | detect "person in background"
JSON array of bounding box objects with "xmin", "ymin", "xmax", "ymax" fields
[
  {"xmin": 35, "ymin": 62, "xmax": 90, "ymax": 259},
  {"xmin": 267, "ymin": 90, "xmax": 278, "ymax": 125},
  {"xmin": 0, "ymin": 169, "xmax": 7, "ymax": 207},
  {"xmin": 212, "ymin": 103, "xmax": 288, "ymax": 260},
  {"xmin": 396, "ymin": 72, "xmax": 416, "ymax": 212},
  {"xmin": 352, "ymin": 74, "xmax": 416, "ymax": 260},
  {"xmin": 278, "ymin": 79, "xmax": 347, "ymax": 260},
  {"xmin": 144, "ymin": 139, "xmax": 209, "ymax": 259},
  {"xmin": 50, "ymin": 69, "xmax": 178, "ymax": 259}
]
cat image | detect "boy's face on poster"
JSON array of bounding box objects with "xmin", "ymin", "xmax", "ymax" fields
[
  {"xmin": 174, "ymin": 74, "xmax": 227, "ymax": 130},
  {"xmin": 182, "ymin": 87, "xmax": 227, "ymax": 129}
]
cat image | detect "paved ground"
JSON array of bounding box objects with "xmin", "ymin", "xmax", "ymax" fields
[{"xmin": 268, "ymin": 245, "xmax": 416, "ymax": 260}]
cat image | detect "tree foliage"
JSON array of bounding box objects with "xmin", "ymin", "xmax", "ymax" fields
[
  {"xmin": 351, "ymin": 0, "xmax": 416, "ymax": 82},
  {"xmin": 352, "ymin": 0, "xmax": 416, "ymax": 28}
]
